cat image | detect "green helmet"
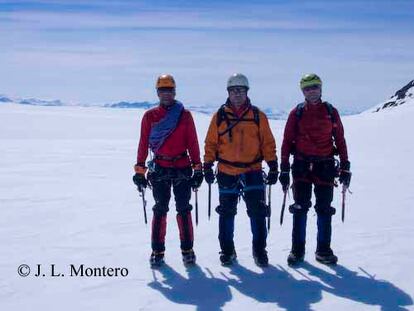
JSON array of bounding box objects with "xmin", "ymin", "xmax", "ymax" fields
[{"xmin": 300, "ymin": 73, "xmax": 322, "ymax": 89}]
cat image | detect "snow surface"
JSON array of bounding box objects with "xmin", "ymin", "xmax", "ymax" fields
[{"xmin": 1, "ymin": 102, "xmax": 413, "ymax": 310}]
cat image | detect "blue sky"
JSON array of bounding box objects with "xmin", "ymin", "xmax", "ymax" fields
[{"xmin": 1, "ymin": 0, "xmax": 413, "ymax": 112}]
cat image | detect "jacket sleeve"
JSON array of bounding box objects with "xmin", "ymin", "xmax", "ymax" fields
[
  {"xmin": 204, "ymin": 113, "xmax": 219, "ymax": 164},
  {"xmin": 259, "ymin": 112, "xmax": 277, "ymax": 163},
  {"xmin": 280, "ymin": 109, "xmax": 297, "ymax": 165},
  {"xmin": 136, "ymin": 112, "xmax": 151, "ymax": 165},
  {"xmin": 332, "ymin": 109, "xmax": 349, "ymax": 163},
  {"xmin": 185, "ymin": 111, "xmax": 201, "ymax": 167}
]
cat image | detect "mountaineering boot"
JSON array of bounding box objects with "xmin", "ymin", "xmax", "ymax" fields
[
  {"xmin": 182, "ymin": 249, "xmax": 196, "ymax": 265},
  {"xmin": 150, "ymin": 251, "xmax": 165, "ymax": 267},
  {"xmin": 315, "ymin": 249, "xmax": 338, "ymax": 265},
  {"xmin": 219, "ymin": 250, "xmax": 237, "ymax": 266},
  {"xmin": 287, "ymin": 251, "xmax": 304, "ymax": 266},
  {"xmin": 288, "ymin": 241, "xmax": 305, "ymax": 266},
  {"xmin": 253, "ymin": 249, "xmax": 269, "ymax": 267},
  {"xmin": 218, "ymin": 215, "xmax": 235, "ymax": 259}
]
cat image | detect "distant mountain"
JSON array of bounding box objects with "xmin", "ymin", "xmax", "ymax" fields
[
  {"xmin": 100, "ymin": 100, "xmax": 288, "ymax": 119},
  {"xmin": 0, "ymin": 94, "xmax": 287, "ymax": 119},
  {"xmin": 105, "ymin": 101, "xmax": 155, "ymax": 109},
  {"xmin": 104, "ymin": 101, "xmax": 217, "ymax": 115},
  {"xmin": 370, "ymin": 80, "xmax": 414, "ymax": 113},
  {"xmin": 261, "ymin": 107, "xmax": 288, "ymax": 119},
  {"xmin": 337, "ymin": 107, "xmax": 365, "ymax": 116},
  {"xmin": 19, "ymin": 98, "xmax": 65, "ymax": 106},
  {"xmin": 0, "ymin": 95, "xmax": 65, "ymax": 106},
  {"xmin": 0, "ymin": 96, "xmax": 13, "ymax": 103}
]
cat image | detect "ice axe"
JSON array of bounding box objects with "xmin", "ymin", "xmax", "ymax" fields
[
  {"xmin": 267, "ymin": 184, "xmax": 272, "ymax": 231},
  {"xmin": 280, "ymin": 189, "xmax": 288, "ymax": 225},
  {"xmin": 193, "ymin": 188, "xmax": 199, "ymax": 226},
  {"xmin": 208, "ymin": 183, "xmax": 211, "ymax": 220},
  {"xmin": 341, "ymin": 185, "xmax": 352, "ymax": 222},
  {"xmin": 137, "ymin": 186, "xmax": 148, "ymax": 224}
]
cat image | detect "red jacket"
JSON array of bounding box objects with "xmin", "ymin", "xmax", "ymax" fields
[
  {"xmin": 137, "ymin": 104, "xmax": 201, "ymax": 168},
  {"xmin": 281, "ymin": 101, "xmax": 348, "ymax": 164}
]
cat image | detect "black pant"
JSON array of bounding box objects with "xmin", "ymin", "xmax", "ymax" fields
[
  {"xmin": 149, "ymin": 165, "xmax": 193, "ymax": 215},
  {"xmin": 149, "ymin": 165, "xmax": 194, "ymax": 252},
  {"xmin": 290, "ymin": 180, "xmax": 335, "ymax": 255},
  {"xmin": 216, "ymin": 171, "xmax": 268, "ymax": 254}
]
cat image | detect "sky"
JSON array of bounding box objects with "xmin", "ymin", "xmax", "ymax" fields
[{"xmin": 0, "ymin": 0, "xmax": 414, "ymax": 112}]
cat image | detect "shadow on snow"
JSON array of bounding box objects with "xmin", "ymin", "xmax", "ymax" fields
[
  {"xmin": 225, "ymin": 263, "xmax": 322, "ymax": 311},
  {"xmin": 301, "ymin": 262, "xmax": 413, "ymax": 311},
  {"xmin": 148, "ymin": 262, "xmax": 413, "ymax": 311},
  {"xmin": 148, "ymin": 264, "xmax": 232, "ymax": 311}
]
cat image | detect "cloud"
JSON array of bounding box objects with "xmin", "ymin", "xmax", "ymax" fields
[
  {"xmin": 0, "ymin": 3, "xmax": 397, "ymax": 33},
  {"xmin": 0, "ymin": 0, "xmax": 413, "ymax": 110}
]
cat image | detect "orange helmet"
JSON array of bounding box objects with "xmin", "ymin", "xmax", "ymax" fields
[{"xmin": 156, "ymin": 74, "xmax": 176, "ymax": 89}]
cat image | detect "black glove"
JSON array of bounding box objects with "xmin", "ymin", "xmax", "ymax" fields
[
  {"xmin": 265, "ymin": 160, "xmax": 279, "ymax": 185},
  {"xmin": 339, "ymin": 160, "xmax": 351, "ymax": 187},
  {"xmin": 133, "ymin": 163, "xmax": 148, "ymax": 192},
  {"xmin": 133, "ymin": 173, "xmax": 147, "ymax": 192},
  {"xmin": 191, "ymin": 169, "xmax": 203, "ymax": 189},
  {"xmin": 203, "ymin": 162, "xmax": 215, "ymax": 184},
  {"xmin": 279, "ymin": 162, "xmax": 290, "ymax": 191}
]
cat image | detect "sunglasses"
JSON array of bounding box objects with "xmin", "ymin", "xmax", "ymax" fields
[
  {"xmin": 302, "ymin": 85, "xmax": 321, "ymax": 91},
  {"xmin": 158, "ymin": 88, "xmax": 175, "ymax": 94},
  {"xmin": 228, "ymin": 87, "xmax": 247, "ymax": 94}
]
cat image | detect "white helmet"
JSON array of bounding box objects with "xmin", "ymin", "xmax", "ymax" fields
[{"xmin": 227, "ymin": 73, "xmax": 249, "ymax": 90}]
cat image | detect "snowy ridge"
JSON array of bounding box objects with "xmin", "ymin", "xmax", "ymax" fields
[{"xmin": 369, "ymin": 79, "xmax": 414, "ymax": 113}]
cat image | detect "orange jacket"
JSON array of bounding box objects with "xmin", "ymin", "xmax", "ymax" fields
[{"xmin": 204, "ymin": 101, "xmax": 277, "ymax": 175}]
